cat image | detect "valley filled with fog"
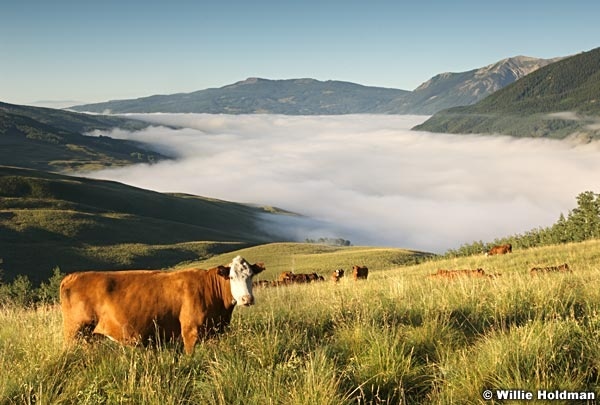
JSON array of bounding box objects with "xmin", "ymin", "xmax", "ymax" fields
[{"xmin": 83, "ymin": 114, "xmax": 600, "ymax": 253}]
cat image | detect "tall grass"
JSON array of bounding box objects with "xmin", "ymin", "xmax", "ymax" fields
[{"xmin": 1, "ymin": 240, "xmax": 599, "ymax": 403}]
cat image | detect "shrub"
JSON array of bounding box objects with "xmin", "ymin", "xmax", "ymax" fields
[
  {"xmin": 37, "ymin": 267, "xmax": 65, "ymax": 305},
  {"xmin": 0, "ymin": 267, "xmax": 64, "ymax": 307}
]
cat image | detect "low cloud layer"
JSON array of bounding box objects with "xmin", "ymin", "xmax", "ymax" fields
[{"xmin": 83, "ymin": 114, "xmax": 600, "ymax": 253}]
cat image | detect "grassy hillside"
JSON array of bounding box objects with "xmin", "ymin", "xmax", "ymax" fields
[
  {"xmin": 0, "ymin": 166, "xmax": 292, "ymax": 283},
  {"xmin": 0, "ymin": 102, "xmax": 163, "ymax": 172},
  {"xmin": 176, "ymin": 242, "xmax": 433, "ymax": 281},
  {"xmin": 1, "ymin": 239, "xmax": 599, "ymax": 403},
  {"xmin": 414, "ymin": 47, "xmax": 600, "ymax": 139}
]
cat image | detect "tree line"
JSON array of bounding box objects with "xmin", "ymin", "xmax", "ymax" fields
[
  {"xmin": 304, "ymin": 237, "xmax": 352, "ymax": 246},
  {"xmin": 445, "ymin": 191, "xmax": 600, "ymax": 257}
]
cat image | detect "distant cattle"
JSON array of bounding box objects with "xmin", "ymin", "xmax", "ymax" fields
[
  {"xmin": 428, "ymin": 268, "xmax": 500, "ymax": 279},
  {"xmin": 279, "ymin": 271, "xmax": 294, "ymax": 282},
  {"xmin": 530, "ymin": 263, "xmax": 571, "ymax": 275},
  {"xmin": 252, "ymin": 279, "xmax": 271, "ymax": 288},
  {"xmin": 296, "ymin": 273, "xmax": 313, "ymax": 283},
  {"xmin": 276, "ymin": 271, "xmax": 324, "ymax": 285},
  {"xmin": 269, "ymin": 280, "xmax": 290, "ymax": 287},
  {"xmin": 486, "ymin": 244, "xmax": 512, "ymax": 256},
  {"xmin": 307, "ymin": 272, "xmax": 325, "ymax": 282},
  {"xmin": 352, "ymin": 265, "xmax": 369, "ymax": 280},
  {"xmin": 331, "ymin": 268, "xmax": 345, "ymax": 283},
  {"xmin": 60, "ymin": 256, "xmax": 265, "ymax": 354}
]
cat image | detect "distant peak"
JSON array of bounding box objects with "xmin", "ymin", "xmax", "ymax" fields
[
  {"xmin": 474, "ymin": 55, "xmax": 559, "ymax": 79},
  {"xmin": 237, "ymin": 77, "xmax": 263, "ymax": 85},
  {"xmin": 223, "ymin": 77, "xmax": 324, "ymax": 89},
  {"xmin": 502, "ymin": 55, "xmax": 537, "ymax": 62},
  {"xmin": 221, "ymin": 77, "xmax": 268, "ymax": 90}
]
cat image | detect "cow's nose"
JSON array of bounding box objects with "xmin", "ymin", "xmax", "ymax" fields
[{"xmin": 241, "ymin": 295, "xmax": 254, "ymax": 306}]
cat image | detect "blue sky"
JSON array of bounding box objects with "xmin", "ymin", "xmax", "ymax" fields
[{"xmin": 2, "ymin": 0, "xmax": 599, "ymax": 106}]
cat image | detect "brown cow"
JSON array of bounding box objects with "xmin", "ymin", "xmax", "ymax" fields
[
  {"xmin": 291, "ymin": 273, "xmax": 311, "ymax": 283},
  {"xmin": 352, "ymin": 265, "xmax": 368, "ymax": 280},
  {"xmin": 486, "ymin": 243, "xmax": 512, "ymax": 256},
  {"xmin": 428, "ymin": 268, "xmax": 500, "ymax": 279},
  {"xmin": 60, "ymin": 255, "xmax": 264, "ymax": 354},
  {"xmin": 331, "ymin": 268, "xmax": 345, "ymax": 283},
  {"xmin": 278, "ymin": 271, "xmax": 294, "ymax": 282},
  {"xmin": 530, "ymin": 263, "xmax": 570, "ymax": 275},
  {"xmin": 277, "ymin": 271, "xmax": 324, "ymax": 284}
]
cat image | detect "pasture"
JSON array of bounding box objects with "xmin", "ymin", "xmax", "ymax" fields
[
  {"xmin": 174, "ymin": 242, "xmax": 432, "ymax": 281},
  {"xmin": 1, "ymin": 240, "xmax": 600, "ymax": 404}
]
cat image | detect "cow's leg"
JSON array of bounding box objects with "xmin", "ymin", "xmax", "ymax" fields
[
  {"xmin": 63, "ymin": 318, "xmax": 87, "ymax": 347},
  {"xmin": 181, "ymin": 323, "xmax": 200, "ymax": 354},
  {"xmin": 93, "ymin": 316, "xmax": 134, "ymax": 344},
  {"xmin": 62, "ymin": 308, "xmax": 97, "ymax": 347},
  {"xmin": 61, "ymin": 298, "xmax": 96, "ymax": 347}
]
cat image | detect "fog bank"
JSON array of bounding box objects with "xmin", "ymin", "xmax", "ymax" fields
[{"xmin": 83, "ymin": 114, "xmax": 600, "ymax": 253}]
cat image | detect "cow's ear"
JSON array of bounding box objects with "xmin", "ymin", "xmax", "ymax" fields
[
  {"xmin": 217, "ymin": 266, "xmax": 230, "ymax": 279},
  {"xmin": 252, "ymin": 262, "xmax": 265, "ymax": 275}
]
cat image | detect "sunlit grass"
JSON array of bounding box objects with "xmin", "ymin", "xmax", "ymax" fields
[{"xmin": 1, "ymin": 240, "xmax": 599, "ymax": 403}]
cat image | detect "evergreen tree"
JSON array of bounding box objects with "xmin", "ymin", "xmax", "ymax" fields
[
  {"xmin": 566, "ymin": 191, "xmax": 600, "ymax": 241},
  {"xmin": 553, "ymin": 213, "xmax": 569, "ymax": 244}
]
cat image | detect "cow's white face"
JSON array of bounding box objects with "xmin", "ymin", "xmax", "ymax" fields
[{"xmin": 227, "ymin": 256, "xmax": 264, "ymax": 306}]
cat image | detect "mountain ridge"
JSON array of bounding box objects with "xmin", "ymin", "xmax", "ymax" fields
[
  {"xmin": 69, "ymin": 78, "xmax": 410, "ymax": 115},
  {"xmin": 69, "ymin": 55, "xmax": 559, "ymax": 115},
  {"xmin": 386, "ymin": 55, "xmax": 562, "ymax": 114},
  {"xmin": 413, "ymin": 47, "xmax": 600, "ymax": 139}
]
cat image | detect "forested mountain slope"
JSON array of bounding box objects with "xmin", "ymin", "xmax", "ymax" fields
[{"xmin": 414, "ymin": 47, "xmax": 600, "ymax": 139}]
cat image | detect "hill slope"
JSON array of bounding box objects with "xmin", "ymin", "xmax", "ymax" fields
[
  {"xmin": 0, "ymin": 166, "xmax": 293, "ymax": 282},
  {"xmin": 0, "ymin": 102, "xmax": 164, "ymax": 172},
  {"xmin": 384, "ymin": 56, "xmax": 560, "ymax": 114},
  {"xmin": 414, "ymin": 47, "xmax": 600, "ymax": 139},
  {"xmin": 69, "ymin": 56, "xmax": 554, "ymax": 116},
  {"xmin": 175, "ymin": 242, "xmax": 434, "ymax": 281}
]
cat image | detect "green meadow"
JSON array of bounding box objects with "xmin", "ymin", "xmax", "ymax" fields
[
  {"xmin": 173, "ymin": 242, "xmax": 433, "ymax": 280},
  {"xmin": 1, "ymin": 240, "xmax": 599, "ymax": 404}
]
